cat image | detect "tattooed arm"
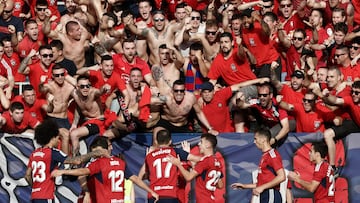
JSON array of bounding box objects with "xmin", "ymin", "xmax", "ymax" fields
[{"xmin": 63, "ymin": 148, "xmax": 108, "ymax": 165}]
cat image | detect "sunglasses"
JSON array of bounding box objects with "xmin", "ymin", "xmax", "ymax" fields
[
  {"xmin": 263, "ymin": 5, "xmax": 273, "ymax": 9},
  {"xmin": 258, "ymin": 93, "xmax": 269, "ymax": 97},
  {"xmin": 334, "ymin": 53, "xmax": 346, "ymax": 58},
  {"xmin": 3, "ymin": 10, "xmax": 12, "ymax": 13},
  {"xmin": 293, "ymin": 37, "xmax": 303, "ymax": 41},
  {"xmin": 191, "ymin": 16, "xmax": 201, "ymax": 20},
  {"xmin": 350, "ymin": 46, "xmax": 360, "ymax": 51},
  {"xmin": 173, "ymin": 89, "xmax": 185, "ymax": 93},
  {"xmin": 41, "ymin": 54, "xmax": 53, "ymax": 58},
  {"xmin": 154, "ymin": 18, "xmax": 165, "ymax": 22},
  {"xmin": 206, "ymin": 31, "xmax": 217, "ymax": 35},
  {"xmin": 79, "ymin": 84, "xmax": 91, "ymax": 89},
  {"xmin": 36, "ymin": 7, "xmax": 47, "ymax": 12},
  {"xmin": 53, "ymin": 72, "xmax": 65, "ymax": 77},
  {"xmin": 280, "ymin": 4, "xmax": 292, "ymax": 8},
  {"xmin": 351, "ymin": 90, "xmax": 360, "ymax": 95},
  {"xmin": 302, "ymin": 98, "xmax": 315, "ymax": 103}
]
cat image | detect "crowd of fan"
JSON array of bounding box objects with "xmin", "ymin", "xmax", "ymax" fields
[{"xmin": 0, "ymin": 0, "xmax": 359, "ymax": 167}]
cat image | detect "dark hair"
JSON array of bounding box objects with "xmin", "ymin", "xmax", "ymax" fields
[
  {"xmin": 152, "ymin": 9, "xmax": 165, "ymax": 16},
  {"xmin": 335, "ymin": 44, "xmax": 349, "ymax": 53},
  {"xmin": 263, "ymin": 12, "xmax": 278, "ymax": 22},
  {"xmin": 231, "ymin": 13, "xmax": 242, "ymax": 21},
  {"xmin": 158, "ymin": 44, "xmax": 167, "ymax": 49},
  {"xmin": 257, "ymin": 82, "xmax": 274, "ymax": 94},
  {"xmin": 90, "ymin": 136, "xmax": 109, "ymax": 150},
  {"xmin": 327, "ymin": 65, "xmax": 342, "ymax": 76},
  {"xmin": 65, "ymin": 21, "xmax": 79, "ymax": 34},
  {"xmin": 35, "ymin": 119, "xmax": 59, "ymax": 146},
  {"xmin": 173, "ymin": 79, "xmax": 185, "ymax": 87},
  {"xmin": 130, "ymin": 67, "xmax": 142, "ymax": 74},
  {"xmin": 77, "ymin": 75, "xmax": 90, "ymax": 82},
  {"xmin": 334, "ymin": 22, "xmax": 348, "ymax": 34},
  {"xmin": 103, "ymin": 12, "xmax": 118, "ymax": 26},
  {"xmin": 190, "ymin": 42, "xmax": 203, "ymax": 52},
  {"xmin": 23, "ymin": 84, "xmax": 34, "ymax": 92},
  {"xmin": 352, "ymin": 80, "xmax": 360, "ymax": 89},
  {"xmin": 50, "ymin": 39, "xmax": 64, "ymax": 50},
  {"xmin": 206, "ymin": 19, "xmax": 218, "ymax": 29},
  {"xmin": 39, "ymin": 44, "xmax": 52, "ymax": 53},
  {"xmin": 219, "ymin": 32, "xmax": 233, "ymax": 41},
  {"xmin": 254, "ymin": 126, "xmax": 271, "ymax": 142},
  {"xmin": 201, "ymin": 133, "xmax": 217, "ymax": 149},
  {"xmin": 294, "ymin": 28, "xmax": 306, "ymax": 39},
  {"xmin": 25, "ymin": 19, "xmax": 37, "ymax": 28},
  {"xmin": 122, "ymin": 37, "xmax": 136, "ymax": 46},
  {"xmin": 352, "ymin": 37, "xmax": 360, "ymax": 45},
  {"xmin": 36, "ymin": 0, "xmax": 48, "ymax": 7},
  {"xmin": 121, "ymin": 10, "xmax": 132, "ymax": 18},
  {"xmin": 156, "ymin": 129, "xmax": 171, "ymax": 145},
  {"xmin": 175, "ymin": 2, "xmax": 187, "ymax": 10},
  {"xmin": 101, "ymin": 55, "xmax": 113, "ymax": 63},
  {"xmin": 332, "ymin": 7, "xmax": 346, "ymax": 18},
  {"xmin": 10, "ymin": 101, "xmax": 24, "ymax": 112},
  {"xmin": 312, "ymin": 142, "xmax": 328, "ymax": 158}
]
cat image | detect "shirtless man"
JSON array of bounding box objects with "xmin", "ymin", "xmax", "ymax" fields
[
  {"xmin": 104, "ymin": 68, "xmax": 152, "ymax": 138},
  {"xmin": 43, "ymin": 17, "xmax": 90, "ymax": 69},
  {"xmin": 151, "ymin": 77, "xmax": 218, "ymax": 146},
  {"xmin": 40, "ymin": 64, "xmax": 75, "ymax": 129},
  {"xmin": 60, "ymin": 0, "xmax": 96, "ymax": 28},
  {"xmin": 125, "ymin": 10, "xmax": 184, "ymax": 65},
  {"xmin": 135, "ymin": 0, "xmax": 153, "ymax": 61},
  {"xmin": 156, "ymin": 44, "xmax": 184, "ymax": 88},
  {"xmin": 70, "ymin": 75, "xmax": 106, "ymax": 155}
]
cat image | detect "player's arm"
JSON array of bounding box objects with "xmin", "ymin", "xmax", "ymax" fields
[
  {"xmin": 270, "ymin": 62, "xmax": 283, "ymax": 92},
  {"xmin": 129, "ymin": 175, "xmax": 159, "ymax": 201},
  {"xmin": 42, "ymin": 10, "xmax": 60, "ymax": 40},
  {"xmin": 18, "ymin": 49, "xmax": 37, "ymax": 75},
  {"xmin": 230, "ymin": 78, "xmax": 269, "ymax": 92},
  {"xmin": 288, "ymin": 171, "xmax": 320, "ymax": 192},
  {"xmin": 235, "ymin": 92, "xmax": 252, "ymax": 109},
  {"xmin": 231, "ymin": 182, "xmax": 256, "ymax": 189},
  {"xmin": 167, "ymin": 155, "xmax": 198, "ymax": 181},
  {"xmin": 24, "ymin": 167, "xmax": 33, "ymax": 185},
  {"xmin": 271, "ymin": 118, "xmax": 290, "ymax": 145},
  {"xmin": 0, "ymin": 88, "xmax": 10, "ymax": 110},
  {"xmin": 63, "ymin": 148, "xmax": 108, "ymax": 165},
  {"xmin": 254, "ymin": 168, "xmax": 285, "ymax": 195},
  {"xmin": 51, "ymin": 168, "xmax": 90, "ymax": 177}
]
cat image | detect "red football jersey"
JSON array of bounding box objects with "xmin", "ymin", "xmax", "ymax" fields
[
  {"xmin": 87, "ymin": 156, "xmax": 133, "ymax": 203},
  {"xmin": 145, "ymin": 147, "xmax": 188, "ymax": 198},
  {"xmin": 1, "ymin": 111, "xmax": 39, "ymax": 133},
  {"xmin": 313, "ymin": 161, "xmax": 335, "ymax": 202},
  {"xmin": 27, "ymin": 147, "xmax": 67, "ymax": 200},
  {"xmin": 194, "ymin": 155, "xmax": 223, "ymax": 203},
  {"xmin": 112, "ymin": 54, "xmax": 151, "ymax": 84},
  {"xmin": 257, "ymin": 148, "xmax": 283, "ymax": 189}
]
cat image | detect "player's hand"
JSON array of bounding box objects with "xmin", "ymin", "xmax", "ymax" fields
[
  {"xmin": 270, "ymin": 61, "xmax": 279, "ymax": 70},
  {"xmin": 44, "ymin": 9, "xmax": 52, "ymax": 17},
  {"xmin": 3, "ymin": 86, "xmax": 11, "ymax": 100},
  {"xmin": 181, "ymin": 141, "xmax": 191, "ymax": 153},
  {"xmin": 28, "ymin": 49, "xmax": 38, "ymax": 58},
  {"xmin": 51, "ymin": 169, "xmax": 63, "ymax": 177},
  {"xmin": 208, "ymin": 129, "xmax": 219, "ymax": 136},
  {"xmin": 166, "ymin": 155, "xmax": 181, "ymax": 166},
  {"xmin": 151, "ymin": 191, "xmax": 159, "ymax": 203},
  {"xmin": 7, "ymin": 25, "xmax": 15, "ymax": 34},
  {"xmin": 102, "ymin": 83, "xmax": 111, "ymax": 93},
  {"xmin": 83, "ymin": 192, "xmax": 91, "ymax": 203},
  {"xmin": 287, "ymin": 171, "xmax": 300, "ymax": 181},
  {"xmin": 231, "ymin": 183, "xmax": 245, "ymax": 189},
  {"xmin": 253, "ymin": 186, "xmax": 265, "ymax": 196}
]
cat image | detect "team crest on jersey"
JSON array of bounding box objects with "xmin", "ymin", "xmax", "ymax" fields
[
  {"xmin": 314, "ymin": 120, "xmax": 321, "ymax": 129},
  {"xmin": 10, "ymin": 59, "xmax": 16, "ymax": 66},
  {"xmin": 249, "ymin": 38, "xmax": 256, "ymax": 46},
  {"xmin": 218, "ymin": 103, "xmax": 222, "ymax": 108},
  {"xmin": 15, "ymin": 3, "xmax": 21, "ymax": 9},
  {"xmin": 231, "ymin": 63, "xmax": 237, "ymax": 72},
  {"xmin": 50, "ymin": 0, "xmax": 56, "ymax": 6},
  {"xmin": 327, "ymin": 28, "xmax": 333, "ymax": 36}
]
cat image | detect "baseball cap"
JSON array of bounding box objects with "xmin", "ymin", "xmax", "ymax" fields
[
  {"xmin": 291, "ymin": 70, "xmax": 305, "ymax": 79},
  {"xmin": 200, "ymin": 81, "xmax": 214, "ymax": 91}
]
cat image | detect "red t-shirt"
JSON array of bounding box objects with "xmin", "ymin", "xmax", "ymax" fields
[
  {"xmin": 329, "ymin": 85, "xmax": 352, "ymax": 120},
  {"xmin": 353, "ymin": 0, "xmax": 360, "ymax": 25},
  {"xmin": 279, "ymin": 13, "xmax": 305, "ymax": 35},
  {"xmin": 112, "ymin": 54, "xmax": 151, "ymax": 84},
  {"xmin": 88, "ymin": 70, "xmax": 126, "ymax": 104},
  {"xmin": 313, "ymin": 161, "xmax": 335, "ymax": 202},
  {"xmin": 145, "ymin": 147, "xmax": 189, "ymax": 198},
  {"xmin": 285, "ymin": 46, "xmax": 301, "ymax": 81},
  {"xmin": 241, "ymin": 21, "xmax": 279, "ymax": 66},
  {"xmin": 343, "ymin": 96, "xmax": 360, "ymax": 126},
  {"xmin": 28, "ymin": 62, "xmax": 52, "ymax": 98},
  {"xmin": 339, "ymin": 64, "xmax": 360, "ymax": 83},
  {"xmin": 208, "ymin": 48, "xmax": 256, "ymax": 85},
  {"xmin": 12, "ymin": 95, "xmax": 47, "ymax": 122},
  {"xmin": 13, "ymin": 0, "xmax": 26, "ymax": 17},
  {"xmin": 292, "ymin": 103, "xmax": 331, "ymax": 133},
  {"xmin": 194, "ymin": 155, "xmax": 223, "ymax": 203},
  {"xmin": 257, "ymin": 148, "xmax": 283, "ymax": 189},
  {"xmin": 1, "ymin": 110, "xmax": 38, "ymax": 133},
  {"xmin": 17, "ymin": 35, "xmax": 42, "ymax": 59},
  {"xmin": 201, "ymin": 87, "xmax": 234, "ymax": 132},
  {"xmin": 30, "ymin": 0, "xmax": 60, "ymax": 23},
  {"xmin": 27, "ymin": 147, "xmax": 67, "ymax": 200},
  {"xmin": 3, "ymin": 53, "xmax": 25, "ymax": 82},
  {"xmin": 87, "ymin": 156, "xmax": 133, "ymax": 202},
  {"xmin": 138, "ymin": 85, "xmax": 151, "ymax": 122},
  {"xmin": 306, "ymin": 28, "xmax": 330, "ymax": 68}
]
